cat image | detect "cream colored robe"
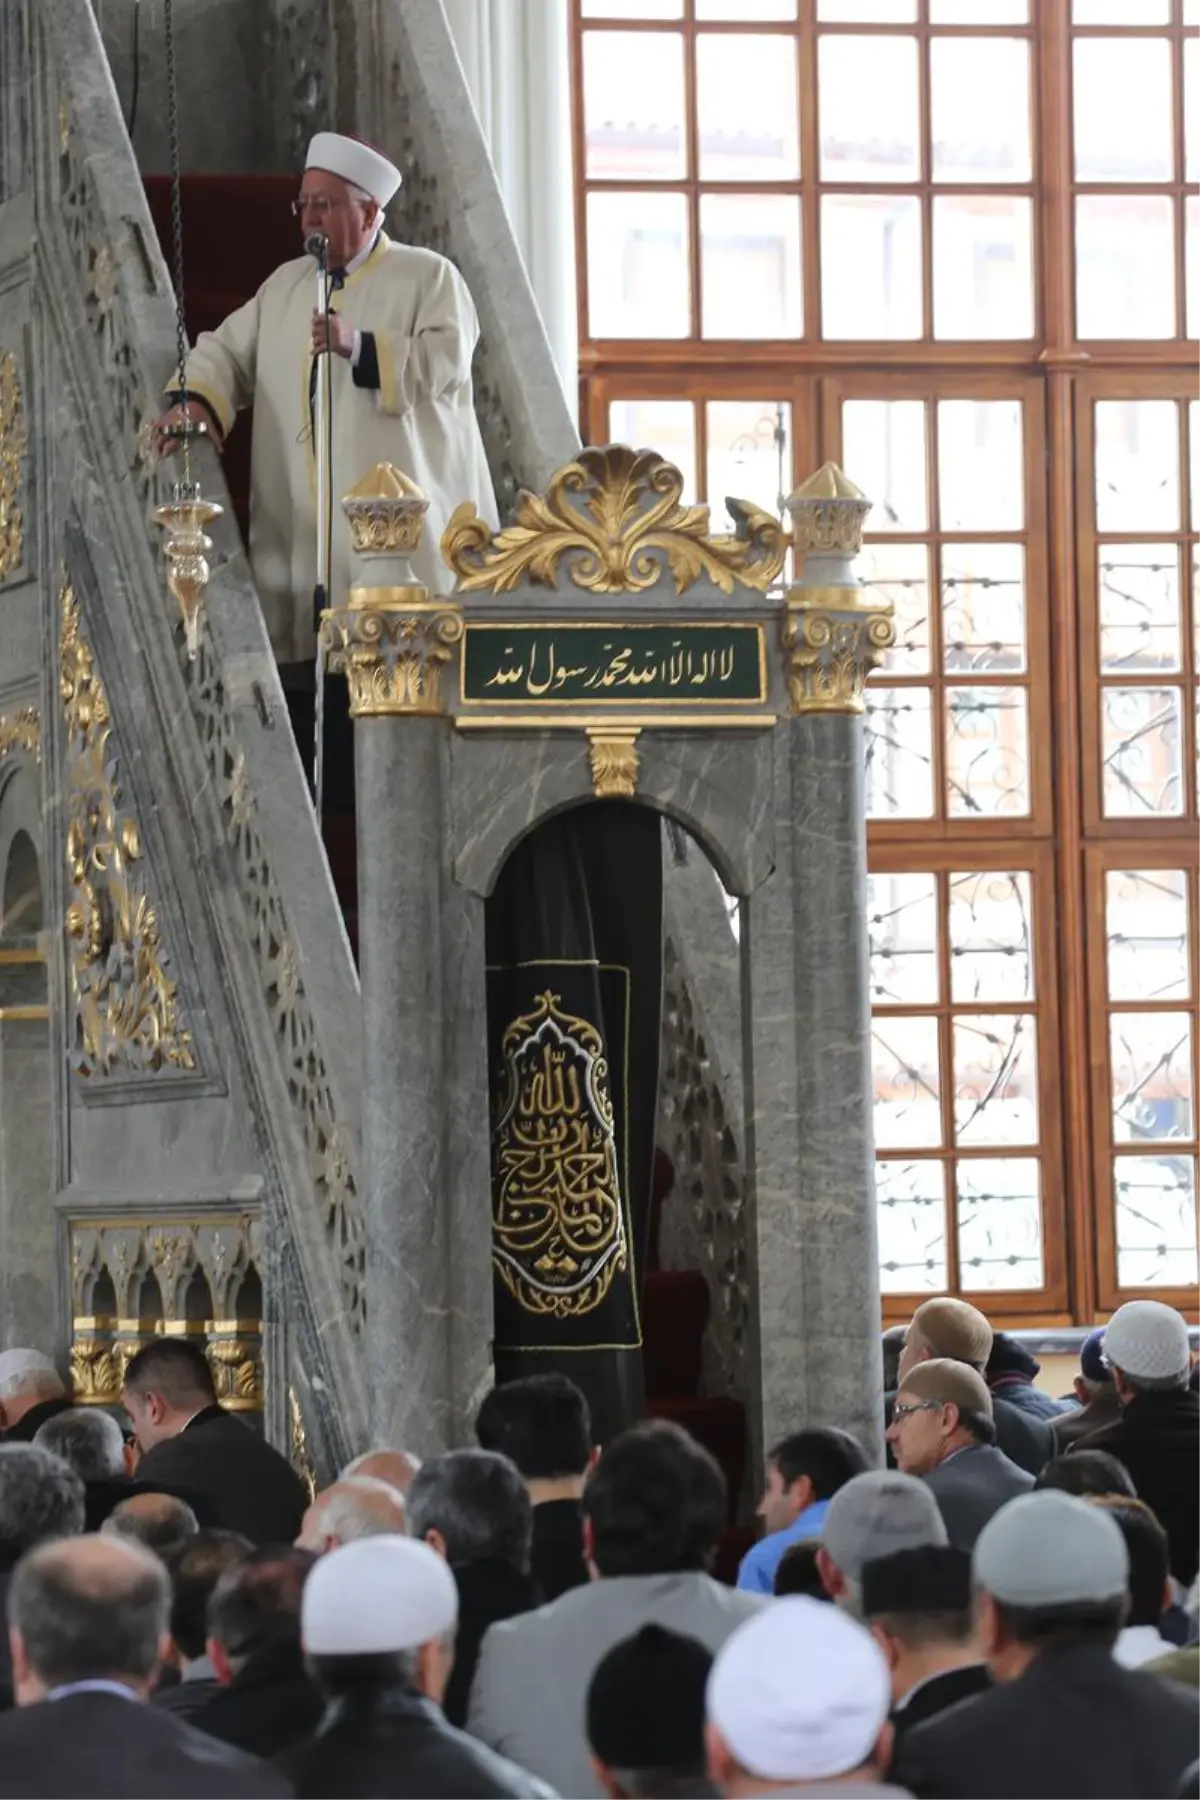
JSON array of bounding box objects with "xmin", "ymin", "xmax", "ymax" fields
[{"xmin": 177, "ymin": 234, "xmax": 499, "ymax": 663}]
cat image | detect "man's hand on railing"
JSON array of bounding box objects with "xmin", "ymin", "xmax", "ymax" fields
[{"xmin": 151, "ymin": 398, "xmax": 224, "ymax": 458}]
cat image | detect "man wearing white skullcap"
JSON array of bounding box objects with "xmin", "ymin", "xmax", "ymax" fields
[
  {"xmin": 705, "ymin": 1597, "xmax": 905, "ymax": 1796},
  {"xmin": 153, "ymin": 130, "xmax": 498, "ymax": 672},
  {"xmin": 1068, "ymin": 1299, "xmax": 1198, "ymax": 1587},
  {"xmin": 278, "ymin": 1536, "xmax": 552, "ymax": 1797},
  {"xmin": 893, "ymin": 1491, "xmax": 1199, "ymax": 1799},
  {"xmin": 0, "ymin": 1348, "xmax": 68, "ymax": 1441}
]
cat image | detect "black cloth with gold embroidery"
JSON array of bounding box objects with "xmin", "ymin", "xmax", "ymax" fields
[{"xmin": 484, "ymin": 801, "xmax": 663, "ymax": 1444}]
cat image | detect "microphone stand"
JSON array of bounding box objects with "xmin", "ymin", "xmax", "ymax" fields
[{"xmin": 307, "ymin": 230, "xmax": 332, "ymax": 820}]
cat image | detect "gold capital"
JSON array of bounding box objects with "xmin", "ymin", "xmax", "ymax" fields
[
  {"xmin": 586, "ymin": 727, "xmax": 641, "ymax": 798},
  {"xmin": 781, "ymin": 587, "xmax": 896, "ymax": 716},
  {"xmin": 321, "ymin": 593, "xmax": 464, "ymax": 717}
]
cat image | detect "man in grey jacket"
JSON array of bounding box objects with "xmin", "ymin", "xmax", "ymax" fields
[
  {"xmin": 886, "ymin": 1360, "xmax": 1032, "ymax": 1551},
  {"xmin": 468, "ymin": 1420, "xmax": 763, "ymax": 1798},
  {"xmin": 707, "ymin": 1597, "xmax": 910, "ymax": 1798}
]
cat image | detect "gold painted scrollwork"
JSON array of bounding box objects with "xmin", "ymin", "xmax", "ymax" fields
[
  {"xmin": 442, "ymin": 445, "xmax": 787, "ymax": 596},
  {"xmin": 586, "ymin": 728, "xmax": 640, "ymax": 799},
  {"xmin": 492, "ymin": 989, "xmax": 628, "ymax": 1319},
  {"xmin": 0, "ymin": 352, "xmax": 28, "ymax": 582},
  {"xmin": 0, "ymin": 707, "xmax": 40, "ymax": 762},
  {"xmin": 321, "ymin": 603, "xmax": 464, "ymax": 717},
  {"xmin": 781, "ymin": 594, "xmax": 897, "ymax": 716},
  {"xmin": 60, "ymin": 576, "xmax": 196, "ymax": 1077},
  {"xmin": 289, "ymin": 1387, "xmax": 317, "ymax": 1500}
]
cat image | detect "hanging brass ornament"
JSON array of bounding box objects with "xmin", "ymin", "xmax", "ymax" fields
[{"xmin": 153, "ymin": 477, "xmax": 223, "ymax": 661}]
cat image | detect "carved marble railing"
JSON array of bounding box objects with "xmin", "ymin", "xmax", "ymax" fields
[{"xmin": 28, "ymin": 0, "xmax": 369, "ymax": 1464}]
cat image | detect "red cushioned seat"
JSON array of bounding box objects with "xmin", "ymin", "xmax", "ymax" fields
[{"xmin": 642, "ymin": 1268, "xmax": 709, "ymax": 1400}]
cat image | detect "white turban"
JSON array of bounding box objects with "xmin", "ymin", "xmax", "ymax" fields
[{"xmin": 305, "ymin": 132, "xmax": 402, "ymax": 208}]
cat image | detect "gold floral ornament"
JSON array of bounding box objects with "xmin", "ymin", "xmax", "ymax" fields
[
  {"xmin": 442, "ymin": 445, "xmax": 787, "ymax": 596},
  {"xmin": 492, "ymin": 989, "xmax": 629, "ymax": 1320},
  {"xmin": 0, "ymin": 707, "xmax": 40, "ymax": 762},
  {"xmin": 60, "ymin": 577, "xmax": 196, "ymax": 1077},
  {"xmin": 587, "ymin": 728, "xmax": 640, "ymax": 799},
  {"xmin": 0, "ymin": 351, "xmax": 28, "ymax": 583}
]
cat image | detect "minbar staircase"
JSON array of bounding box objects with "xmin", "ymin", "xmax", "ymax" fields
[{"xmin": 144, "ymin": 177, "xmax": 749, "ymax": 1572}]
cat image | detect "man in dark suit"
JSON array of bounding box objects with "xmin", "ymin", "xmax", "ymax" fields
[
  {"xmin": 122, "ymin": 1338, "xmax": 308, "ymax": 1545},
  {"xmin": 861, "ymin": 1544, "xmax": 989, "ymax": 1749},
  {"xmin": 888, "ymin": 1360, "xmax": 1033, "ymax": 1551},
  {"xmin": 0, "ymin": 1532, "xmax": 287, "ymax": 1796},
  {"xmin": 894, "ymin": 1491, "xmax": 1199, "ymax": 1799},
  {"xmin": 154, "ymin": 1530, "xmax": 253, "ymax": 1719},
  {"xmin": 189, "ymin": 1547, "xmax": 324, "ymax": 1758},
  {"xmin": 34, "ymin": 1405, "xmax": 218, "ymax": 1530},
  {"xmin": 0, "ymin": 1349, "xmax": 73, "ymax": 1443},
  {"xmin": 476, "ymin": 1372, "xmax": 595, "ymax": 1603}
]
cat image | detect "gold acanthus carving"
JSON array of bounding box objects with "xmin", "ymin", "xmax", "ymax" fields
[
  {"xmin": 342, "ymin": 463, "xmax": 428, "ymax": 555},
  {"xmin": 781, "ymin": 589, "xmax": 897, "ymax": 716},
  {"xmin": 0, "ymin": 706, "xmax": 40, "ymax": 762},
  {"xmin": 60, "ymin": 577, "xmax": 196, "ymax": 1077},
  {"xmin": 0, "ymin": 351, "xmax": 28, "ymax": 582},
  {"xmin": 442, "ymin": 445, "xmax": 787, "ymax": 596},
  {"xmin": 321, "ymin": 599, "xmax": 464, "ymax": 717},
  {"xmin": 289, "ymin": 1387, "xmax": 318, "ymax": 1500},
  {"xmin": 207, "ymin": 1326, "xmax": 264, "ymax": 1412},
  {"xmin": 587, "ymin": 728, "xmax": 641, "ymax": 799}
]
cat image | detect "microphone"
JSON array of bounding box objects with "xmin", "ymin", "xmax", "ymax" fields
[{"xmin": 304, "ymin": 231, "xmax": 329, "ymax": 264}]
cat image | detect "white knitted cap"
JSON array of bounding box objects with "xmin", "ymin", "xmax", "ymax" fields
[
  {"xmin": 707, "ymin": 1597, "xmax": 890, "ymax": 1783},
  {"xmin": 974, "ymin": 1491, "xmax": 1128, "ymax": 1607},
  {"xmin": 305, "ymin": 133, "xmax": 402, "ymax": 207},
  {"xmin": 0, "ymin": 1349, "xmax": 59, "ymax": 1397},
  {"xmin": 1103, "ymin": 1300, "xmax": 1191, "ymax": 1382},
  {"xmin": 302, "ymin": 1534, "xmax": 457, "ymax": 1655}
]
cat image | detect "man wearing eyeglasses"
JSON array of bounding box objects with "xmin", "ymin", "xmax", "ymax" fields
[
  {"xmin": 886, "ymin": 1359, "xmax": 1033, "ymax": 1552},
  {"xmin": 152, "ymin": 131, "xmax": 498, "ymax": 676}
]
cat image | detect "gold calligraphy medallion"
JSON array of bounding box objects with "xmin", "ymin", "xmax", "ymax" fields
[{"xmin": 492, "ymin": 990, "xmax": 628, "ymax": 1320}]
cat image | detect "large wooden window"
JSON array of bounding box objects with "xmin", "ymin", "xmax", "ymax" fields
[{"xmin": 571, "ymin": 0, "xmax": 1199, "ymax": 1323}]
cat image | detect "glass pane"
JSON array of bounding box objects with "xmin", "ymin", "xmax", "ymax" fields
[
  {"xmin": 820, "ymin": 0, "xmax": 916, "ymax": 17},
  {"xmin": 860, "ymin": 542, "xmax": 930, "ymax": 674},
  {"xmin": 868, "ymin": 871, "xmax": 939, "ymax": 1004},
  {"xmin": 865, "ymin": 685, "xmax": 935, "ymax": 818},
  {"xmin": 949, "ymin": 870, "xmax": 1034, "ymax": 1004},
  {"xmin": 1192, "ymin": 401, "xmax": 1200, "ymax": 531},
  {"xmin": 1098, "ymin": 544, "xmax": 1182, "ymax": 675},
  {"xmin": 705, "ymin": 400, "xmax": 790, "ymax": 533},
  {"xmin": 1187, "ymin": 197, "xmax": 1200, "ymax": 343},
  {"xmin": 819, "ymin": 35, "xmax": 920, "ymax": 183},
  {"xmin": 587, "ymin": 191, "xmax": 690, "ymax": 337},
  {"xmin": 608, "ymin": 400, "xmax": 697, "ymax": 500},
  {"xmin": 945, "ymin": 686, "xmax": 1030, "ymax": 816},
  {"xmin": 582, "ymin": 0, "xmax": 683, "ymax": 13},
  {"xmin": 1074, "ymin": 39, "xmax": 1173, "ymax": 182},
  {"xmin": 932, "ymin": 0, "xmax": 1027, "ymax": 16},
  {"xmin": 1107, "ymin": 869, "xmax": 1191, "ymax": 1003},
  {"xmin": 700, "ymin": 194, "xmax": 803, "ymax": 338},
  {"xmin": 1115, "ymin": 1155, "xmax": 1199, "ymax": 1288},
  {"xmin": 873, "ymin": 1017, "xmax": 943, "ymax": 1148},
  {"xmin": 1076, "ymin": 196, "xmax": 1176, "ymax": 340},
  {"xmin": 957, "ymin": 1158, "xmax": 1043, "ymax": 1290},
  {"xmin": 1111, "ymin": 1013, "xmax": 1195, "ymax": 1144},
  {"xmin": 1102, "ymin": 687, "xmax": 1184, "ymax": 817},
  {"xmin": 698, "ymin": 0, "xmax": 796, "ymax": 15},
  {"xmin": 953, "ymin": 1014, "xmax": 1039, "ymax": 1146},
  {"xmin": 696, "ymin": 35, "xmax": 800, "ymax": 182},
  {"xmin": 942, "ymin": 544, "xmax": 1027, "ymax": 675},
  {"xmin": 876, "ymin": 1161, "xmax": 947, "ymax": 1294},
  {"xmin": 843, "ymin": 400, "xmax": 927, "ymax": 531},
  {"xmin": 583, "ymin": 33, "xmax": 686, "ymax": 180},
  {"xmin": 933, "ymin": 197, "xmax": 1034, "ymax": 339},
  {"xmin": 1073, "ymin": 0, "xmax": 1168, "ymax": 16},
  {"xmin": 1094, "ymin": 399, "xmax": 1180, "ymax": 532},
  {"xmin": 821, "ymin": 195, "xmax": 923, "ymax": 339},
  {"xmin": 1187, "ymin": 0, "xmax": 1200, "ymax": 21},
  {"xmin": 931, "ymin": 40, "xmax": 1031, "ymax": 184},
  {"xmin": 938, "ymin": 400, "xmax": 1024, "ymax": 530},
  {"xmin": 1187, "ymin": 39, "xmax": 1199, "ymax": 184}
]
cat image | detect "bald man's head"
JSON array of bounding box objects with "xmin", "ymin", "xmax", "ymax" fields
[
  {"xmin": 102, "ymin": 1491, "xmax": 199, "ymax": 1560},
  {"xmin": 341, "ymin": 1449, "xmax": 422, "ymax": 1495},
  {"xmin": 297, "ymin": 1476, "xmax": 408, "ymax": 1554},
  {"xmin": 9, "ymin": 1533, "xmax": 170, "ymax": 1703}
]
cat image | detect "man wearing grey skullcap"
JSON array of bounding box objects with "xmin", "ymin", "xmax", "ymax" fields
[
  {"xmin": 893, "ymin": 1300, "xmax": 1052, "ymax": 1478},
  {"xmin": 887, "ymin": 1360, "xmax": 1032, "ymax": 1550},
  {"xmin": 894, "ymin": 1491, "xmax": 1199, "ymax": 1799},
  {"xmin": 816, "ymin": 1470, "xmax": 947, "ymax": 1618},
  {"xmin": 1069, "ymin": 1300, "xmax": 1198, "ymax": 1585}
]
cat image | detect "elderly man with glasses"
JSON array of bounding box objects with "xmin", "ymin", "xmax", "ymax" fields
[
  {"xmin": 152, "ymin": 132, "xmax": 497, "ymax": 682},
  {"xmin": 886, "ymin": 1359, "xmax": 1034, "ymax": 1551}
]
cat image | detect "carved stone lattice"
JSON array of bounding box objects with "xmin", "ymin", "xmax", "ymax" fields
[
  {"xmin": 0, "ymin": 350, "xmax": 28, "ymax": 581},
  {"xmin": 60, "ymin": 577, "xmax": 196, "ymax": 1079},
  {"xmin": 443, "ymin": 447, "xmax": 787, "ymax": 596},
  {"xmin": 183, "ymin": 635, "xmax": 367, "ymax": 1331},
  {"xmin": 657, "ymin": 934, "xmax": 749, "ymax": 1404},
  {"xmin": 0, "ymin": 706, "xmax": 40, "ymax": 762}
]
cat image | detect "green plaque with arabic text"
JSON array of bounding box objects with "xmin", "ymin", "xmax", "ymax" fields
[{"xmin": 461, "ymin": 622, "xmax": 767, "ymax": 709}]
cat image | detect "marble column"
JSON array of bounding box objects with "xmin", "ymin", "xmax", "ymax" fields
[
  {"xmin": 321, "ymin": 465, "xmax": 467, "ymax": 1455},
  {"xmin": 747, "ymin": 465, "xmax": 895, "ymax": 1466}
]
